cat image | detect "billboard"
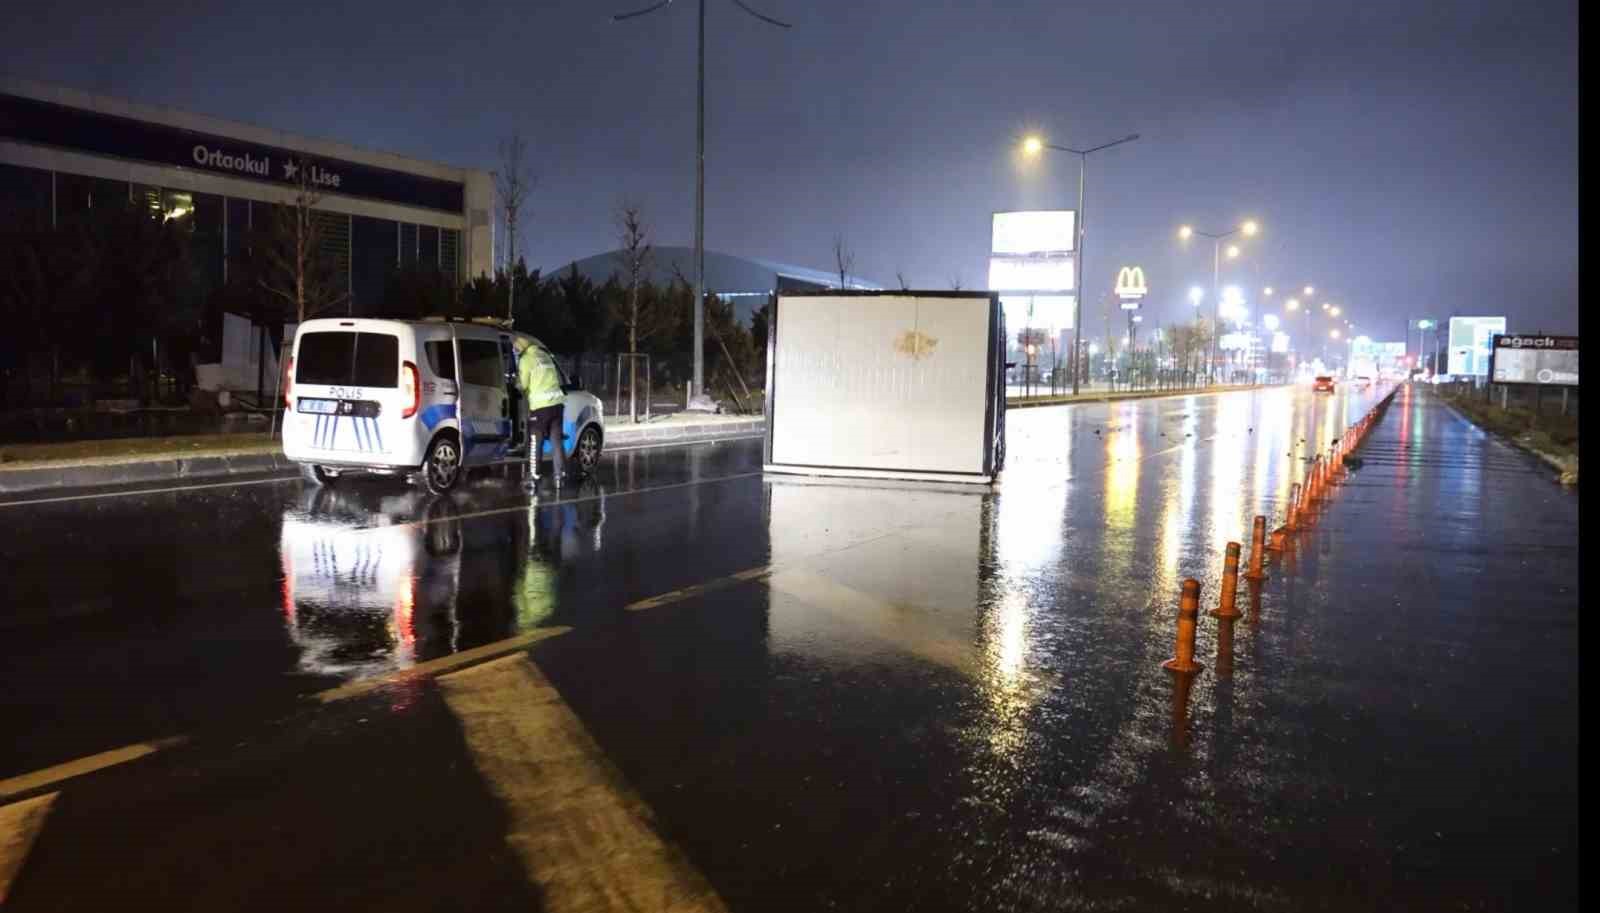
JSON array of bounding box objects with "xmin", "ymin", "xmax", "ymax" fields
[
  {"xmin": 1447, "ymin": 316, "xmax": 1506, "ymax": 376},
  {"xmin": 1490, "ymin": 335, "xmax": 1578, "ymax": 386},
  {"xmin": 990, "ymin": 211, "xmax": 1076, "ymax": 337},
  {"xmin": 988, "ymin": 256, "xmax": 1075, "ymax": 291},
  {"xmin": 991, "ymin": 210, "xmax": 1075, "ymax": 255}
]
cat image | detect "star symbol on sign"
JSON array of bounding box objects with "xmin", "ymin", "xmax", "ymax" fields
[{"xmin": 283, "ymin": 160, "xmax": 299, "ymax": 180}]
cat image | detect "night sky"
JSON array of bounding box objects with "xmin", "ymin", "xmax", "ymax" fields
[{"xmin": 2, "ymin": 0, "xmax": 1579, "ymax": 341}]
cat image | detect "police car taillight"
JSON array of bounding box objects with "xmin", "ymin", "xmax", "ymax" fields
[
  {"xmin": 283, "ymin": 355, "xmax": 294, "ymax": 408},
  {"xmin": 401, "ymin": 361, "xmax": 420, "ymax": 418}
]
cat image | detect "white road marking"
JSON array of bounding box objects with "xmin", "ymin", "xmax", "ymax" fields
[
  {"xmin": 0, "ymin": 792, "xmax": 57, "ymax": 903},
  {"xmin": 439, "ymin": 655, "xmax": 728, "ymax": 913}
]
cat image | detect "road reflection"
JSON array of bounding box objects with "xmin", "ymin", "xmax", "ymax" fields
[{"xmin": 277, "ymin": 479, "xmax": 608, "ymax": 681}]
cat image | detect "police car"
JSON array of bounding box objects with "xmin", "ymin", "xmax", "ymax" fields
[{"xmin": 281, "ymin": 317, "xmax": 604, "ymax": 493}]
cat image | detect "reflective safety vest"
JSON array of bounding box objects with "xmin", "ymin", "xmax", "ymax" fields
[{"xmin": 516, "ymin": 339, "xmax": 564, "ymax": 411}]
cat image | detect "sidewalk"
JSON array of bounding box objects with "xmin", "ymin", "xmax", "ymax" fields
[{"xmin": 0, "ymin": 412, "xmax": 765, "ymax": 495}]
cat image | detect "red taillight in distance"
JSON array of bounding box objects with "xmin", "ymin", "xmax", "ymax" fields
[{"xmin": 402, "ymin": 361, "xmax": 420, "ymax": 418}]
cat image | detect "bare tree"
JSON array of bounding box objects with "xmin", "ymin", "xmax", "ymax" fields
[
  {"xmin": 496, "ymin": 133, "xmax": 533, "ymax": 320},
  {"xmin": 611, "ymin": 202, "xmax": 664, "ymax": 422},
  {"xmin": 895, "ymin": 269, "xmax": 910, "ymax": 291},
  {"xmin": 833, "ymin": 234, "xmax": 855, "ymax": 289},
  {"xmin": 615, "ymin": 203, "xmax": 653, "ymax": 353},
  {"xmin": 257, "ymin": 155, "xmax": 347, "ymax": 325},
  {"xmin": 948, "ymin": 274, "xmax": 964, "ymax": 291}
]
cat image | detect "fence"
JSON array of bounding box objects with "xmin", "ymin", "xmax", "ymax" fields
[
  {"xmin": 1006, "ymin": 361, "xmax": 1287, "ymax": 399},
  {"xmin": 1437, "ymin": 378, "xmax": 1579, "ymax": 418},
  {"xmin": 556, "ymin": 351, "xmax": 765, "ymax": 419}
]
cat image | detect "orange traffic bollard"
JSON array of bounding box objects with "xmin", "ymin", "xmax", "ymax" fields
[
  {"xmin": 1210, "ymin": 542, "xmax": 1243, "ymax": 619},
  {"xmin": 1286, "ymin": 482, "xmax": 1302, "ymax": 529},
  {"xmin": 1163, "ymin": 579, "xmax": 1205, "ymax": 675},
  {"xmin": 1245, "ymin": 515, "xmax": 1269, "ymax": 581},
  {"xmin": 1215, "ymin": 614, "xmax": 1236, "ymax": 679}
]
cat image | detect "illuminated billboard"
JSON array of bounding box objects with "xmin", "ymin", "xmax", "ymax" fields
[
  {"xmin": 1490, "ymin": 334, "xmax": 1578, "ymax": 386},
  {"xmin": 988, "ymin": 256, "xmax": 1075, "ymax": 291},
  {"xmin": 990, "ymin": 210, "xmax": 1077, "ymax": 338},
  {"xmin": 991, "ymin": 210, "xmax": 1075, "ymax": 255},
  {"xmin": 1446, "ymin": 316, "xmax": 1506, "ymax": 376}
]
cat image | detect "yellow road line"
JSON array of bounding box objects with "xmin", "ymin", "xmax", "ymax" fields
[
  {"xmin": 624, "ymin": 566, "xmax": 772, "ymax": 611},
  {"xmin": 0, "ymin": 791, "xmax": 57, "ymax": 903},
  {"xmin": 0, "ymin": 738, "xmax": 185, "ymax": 802},
  {"xmin": 312, "ymin": 626, "xmax": 572, "ymax": 703},
  {"xmin": 439, "ymin": 655, "xmax": 728, "ymax": 913}
]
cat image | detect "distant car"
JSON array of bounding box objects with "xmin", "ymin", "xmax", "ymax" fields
[
  {"xmin": 1312, "ymin": 375, "xmax": 1336, "ymax": 393},
  {"xmin": 1353, "ymin": 375, "xmax": 1373, "ymax": 387}
]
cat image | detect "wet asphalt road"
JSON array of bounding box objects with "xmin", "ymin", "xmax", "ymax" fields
[{"xmin": 0, "ymin": 384, "xmax": 1577, "ymax": 911}]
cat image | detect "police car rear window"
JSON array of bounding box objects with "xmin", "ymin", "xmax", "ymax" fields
[{"xmin": 296, "ymin": 332, "xmax": 399, "ymax": 388}]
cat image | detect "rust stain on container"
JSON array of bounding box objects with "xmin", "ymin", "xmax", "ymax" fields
[{"xmin": 894, "ymin": 330, "xmax": 939, "ymax": 360}]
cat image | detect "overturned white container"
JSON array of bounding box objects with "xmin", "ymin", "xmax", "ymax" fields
[{"xmin": 763, "ymin": 292, "xmax": 1006, "ymax": 484}]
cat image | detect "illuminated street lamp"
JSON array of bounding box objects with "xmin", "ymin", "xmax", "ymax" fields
[
  {"xmin": 1263, "ymin": 286, "xmax": 1274, "ymax": 297},
  {"xmin": 1330, "ymin": 306, "xmax": 1342, "ymax": 317},
  {"xmin": 1021, "ymin": 131, "xmax": 1141, "ymax": 394},
  {"xmin": 1178, "ymin": 218, "xmax": 1262, "ymax": 382},
  {"xmin": 1303, "ymin": 285, "xmax": 1315, "ymax": 296},
  {"xmin": 1330, "ymin": 329, "xmax": 1341, "ymax": 339},
  {"xmin": 1189, "ymin": 285, "xmax": 1204, "ymax": 306}
]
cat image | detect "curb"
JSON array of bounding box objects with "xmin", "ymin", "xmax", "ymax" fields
[{"xmin": 0, "ymin": 418, "xmax": 767, "ymax": 495}]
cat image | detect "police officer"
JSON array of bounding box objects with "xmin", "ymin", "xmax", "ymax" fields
[{"xmin": 515, "ymin": 336, "xmax": 565, "ymax": 489}]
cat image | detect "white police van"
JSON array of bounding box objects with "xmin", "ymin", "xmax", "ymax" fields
[{"xmin": 281, "ymin": 317, "xmax": 604, "ymax": 493}]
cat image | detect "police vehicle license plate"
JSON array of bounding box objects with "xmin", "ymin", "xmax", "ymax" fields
[{"xmin": 298, "ymin": 398, "xmax": 338, "ymax": 414}]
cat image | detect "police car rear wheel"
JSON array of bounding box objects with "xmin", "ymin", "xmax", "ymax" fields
[
  {"xmin": 422, "ymin": 436, "xmax": 462, "ymax": 494},
  {"xmin": 300, "ymin": 463, "xmax": 336, "ymax": 487},
  {"xmin": 574, "ymin": 426, "xmax": 602, "ymax": 477}
]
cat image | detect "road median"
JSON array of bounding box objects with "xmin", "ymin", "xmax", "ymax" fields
[{"xmin": 1007, "ymin": 382, "xmax": 1282, "ymax": 409}]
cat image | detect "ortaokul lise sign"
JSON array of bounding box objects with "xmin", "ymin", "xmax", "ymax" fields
[
  {"xmin": 0, "ymin": 92, "xmax": 463, "ymax": 213},
  {"xmin": 190, "ymin": 144, "xmax": 343, "ymax": 189}
]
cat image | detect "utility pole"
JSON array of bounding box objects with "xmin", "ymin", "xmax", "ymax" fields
[{"xmin": 613, "ymin": 0, "xmax": 791, "ymax": 400}]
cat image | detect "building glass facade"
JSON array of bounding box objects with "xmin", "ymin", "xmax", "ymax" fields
[{"xmin": 0, "ymin": 159, "xmax": 461, "ymax": 315}]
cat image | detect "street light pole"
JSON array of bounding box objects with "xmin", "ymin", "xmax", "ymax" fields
[
  {"xmin": 1211, "ymin": 238, "xmax": 1221, "ymax": 382},
  {"xmin": 1074, "ymin": 154, "xmax": 1086, "ymax": 394},
  {"xmin": 1178, "ymin": 221, "xmax": 1256, "ymax": 384},
  {"xmin": 694, "ymin": 0, "xmax": 705, "ymax": 398},
  {"xmin": 614, "ymin": 0, "xmax": 791, "ymax": 400},
  {"xmin": 1023, "ymin": 133, "xmax": 1140, "ymax": 396}
]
